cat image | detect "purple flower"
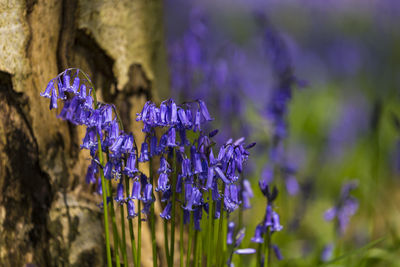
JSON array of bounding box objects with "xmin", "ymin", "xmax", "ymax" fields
[
  {"xmin": 138, "ymin": 142, "xmax": 150, "ymax": 162},
  {"xmin": 124, "ymin": 153, "xmax": 138, "ymax": 177},
  {"xmin": 160, "ymin": 202, "xmax": 172, "ymax": 220},
  {"xmin": 115, "ymin": 182, "xmax": 125, "ymax": 204},
  {"xmin": 49, "ymin": 85, "xmax": 58, "ymax": 110},
  {"xmin": 127, "ymin": 200, "xmax": 138, "ymax": 219},
  {"xmin": 321, "ymin": 243, "xmax": 334, "ymax": 262},
  {"xmin": 40, "ymin": 80, "xmax": 54, "ymax": 98},
  {"xmin": 85, "ymin": 160, "xmax": 98, "ymax": 184},
  {"xmin": 227, "ymin": 221, "xmax": 235, "ymax": 245},
  {"xmin": 142, "ymin": 183, "xmax": 154, "ymax": 203},
  {"xmin": 272, "ymin": 244, "xmax": 283, "ymax": 260},
  {"xmin": 251, "ymin": 225, "xmax": 264, "ymax": 243},
  {"xmin": 156, "ymin": 172, "xmax": 170, "ymax": 192},
  {"xmin": 158, "ymin": 156, "xmax": 171, "ymax": 173},
  {"xmin": 324, "ymin": 181, "xmax": 359, "ymax": 235},
  {"xmin": 131, "ymin": 180, "xmax": 141, "ymax": 200}
]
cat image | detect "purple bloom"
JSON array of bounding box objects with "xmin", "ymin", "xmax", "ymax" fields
[
  {"xmin": 227, "ymin": 221, "xmax": 235, "ymax": 245},
  {"xmin": 321, "ymin": 243, "xmax": 334, "ymax": 262},
  {"xmin": 115, "ymin": 182, "xmax": 125, "ymax": 204},
  {"xmin": 166, "ymin": 127, "xmax": 177, "ymax": 147},
  {"xmin": 40, "ymin": 80, "xmax": 54, "ymax": 98},
  {"xmin": 160, "ymin": 202, "xmax": 172, "ymax": 220},
  {"xmin": 109, "ymin": 135, "xmax": 124, "ymax": 154},
  {"xmin": 85, "ymin": 160, "xmax": 98, "ymax": 184},
  {"xmin": 49, "ymin": 85, "xmax": 58, "ymax": 110},
  {"xmin": 193, "ymin": 206, "xmax": 202, "ymax": 230},
  {"xmin": 142, "ymin": 183, "xmax": 154, "ymax": 203},
  {"xmin": 131, "ymin": 180, "xmax": 141, "ymax": 200},
  {"xmin": 198, "ymin": 99, "xmax": 213, "ymax": 121},
  {"xmin": 156, "ymin": 172, "xmax": 170, "ymax": 192},
  {"xmin": 127, "ymin": 200, "xmax": 138, "ymax": 219},
  {"xmin": 103, "ymin": 161, "xmax": 113, "ymax": 180},
  {"xmin": 251, "ymin": 225, "xmax": 264, "ymax": 243},
  {"xmin": 124, "ymin": 153, "xmax": 138, "ymax": 177},
  {"xmin": 158, "ymin": 156, "xmax": 171, "ymax": 173},
  {"xmin": 272, "ymin": 244, "xmax": 283, "ymax": 260},
  {"xmin": 324, "ymin": 181, "xmax": 359, "ymax": 235},
  {"xmin": 78, "ymin": 83, "xmax": 87, "ymax": 101},
  {"xmin": 138, "ymin": 142, "xmax": 150, "ymax": 162},
  {"xmin": 121, "ymin": 134, "xmax": 134, "ymax": 154}
]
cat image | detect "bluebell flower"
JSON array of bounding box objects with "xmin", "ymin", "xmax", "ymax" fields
[
  {"xmin": 178, "ymin": 107, "xmax": 191, "ymax": 128},
  {"xmin": 138, "ymin": 142, "xmax": 150, "ymax": 162},
  {"xmin": 156, "ymin": 172, "xmax": 170, "ymax": 192},
  {"xmin": 109, "ymin": 135, "xmax": 124, "ymax": 154},
  {"xmin": 161, "ymin": 189, "xmax": 172, "ymax": 202},
  {"xmin": 193, "ymin": 110, "xmax": 201, "ymax": 132},
  {"xmin": 166, "ymin": 127, "xmax": 177, "ymax": 147},
  {"xmin": 40, "ymin": 80, "xmax": 54, "ymax": 98},
  {"xmin": 324, "ymin": 181, "xmax": 358, "ymax": 235},
  {"xmin": 272, "ymin": 244, "xmax": 283, "ymax": 260},
  {"xmin": 49, "ymin": 85, "xmax": 58, "ymax": 110},
  {"xmin": 96, "ymin": 177, "xmax": 103, "ymax": 195},
  {"xmin": 227, "ymin": 221, "xmax": 235, "ymax": 245},
  {"xmin": 321, "ymin": 243, "xmax": 334, "ymax": 262},
  {"xmin": 150, "ymin": 135, "xmax": 158, "ymax": 157},
  {"xmin": 85, "ymin": 160, "xmax": 98, "ymax": 184},
  {"xmin": 193, "ymin": 206, "xmax": 202, "ymax": 230},
  {"xmin": 251, "ymin": 225, "xmax": 264, "ymax": 243},
  {"xmin": 103, "ymin": 161, "xmax": 113, "ymax": 180},
  {"xmin": 81, "ymin": 127, "xmax": 97, "ymax": 150},
  {"xmin": 124, "ymin": 153, "xmax": 138, "ymax": 177},
  {"xmin": 198, "ymin": 99, "xmax": 213, "ymax": 121},
  {"xmin": 160, "ymin": 202, "xmax": 172, "ymax": 220},
  {"xmin": 121, "ymin": 134, "xmax": 134, "ymax": 154},
  {"xmin": 131, "ymin": 180, "xmax": 141, "ymax": 200},
  {"xmin": 78, "ymin": 83, "xmax": 87, "ymax": 101},
  {"xmin": 127, "ymin": 200, "xmax": 138, "ymax": 219},
  {"xmin": 158, "ymin": 156, "xmax": 171, "ymax": 173},
  {"xmin": 70, "ymin": 76, "xmax": 80, "ymax": 94},
  {"xmin": 115, "ymin": 182, "xmax": 125, "ymax": 204},
  {"xmin": 176, "ymin": 174, "xmax": 183, "ymax": 193},
  {"xmin": 142, "ymin": 183, "xmax": 154, "ymax": 203}
]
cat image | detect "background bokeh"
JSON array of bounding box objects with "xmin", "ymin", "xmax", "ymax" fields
[{"xmin": 164, "ymin": 0, "xmax": 400, "ymax": 266}]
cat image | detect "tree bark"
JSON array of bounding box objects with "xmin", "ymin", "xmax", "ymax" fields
[{"xmin": 0, "ymin": 0, "xmax": 167, "ymax": 266}]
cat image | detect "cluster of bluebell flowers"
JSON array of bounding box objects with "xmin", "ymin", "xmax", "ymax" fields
[{"xmin": 41, "ymin": 68, "xmax": 258, "ymax": 267}]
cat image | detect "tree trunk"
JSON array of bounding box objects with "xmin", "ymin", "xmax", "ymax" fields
[{"xmin": 0, "ymin": 1, "xmax": 167, "ymax": 266}]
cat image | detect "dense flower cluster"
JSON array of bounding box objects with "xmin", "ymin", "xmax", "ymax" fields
[
  {"xmin": 40, "ymin": 69, "xmax": 255, "ymax": 226},
  {"xmin": 251, "ymin": 182, "xmax": 283, "ymax": 263},
  {"xmin": 136, "ymin": 100, "xmax": 255, "ymax": 226}
]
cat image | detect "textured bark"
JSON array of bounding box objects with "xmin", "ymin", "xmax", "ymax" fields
[{"xmin": 0, "ymin": 0, "xmax": 167, "ymax": 266}]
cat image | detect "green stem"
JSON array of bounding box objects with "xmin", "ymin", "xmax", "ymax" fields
[
  {"xmin": 125, "ymin": 176, "xmax": 137, "ymax": 265},
  {"xmin": 207, "ymin": 190, "xmax": 214, "ymax": 267},
  {"xmin": 164, "ymin": 219, "xmax": 170, "ymax": 265},
  {"xmin": 264, "ymin": 228, "xmax": 271, "ymax": 267},
  {"xmin": 149, "ymin": 157, "xmax": 158, "ymax": 267},
  {"xmin": 91, "ymin": 86, "xmax": 112, "ymax": 267},
  {"xmin": 170, "ymin": 149, "xmax": 177, "ymax": 267},
  {"xmin": 179, "ymin": 185, "xmax": 185, "ymax": 267},
  {"xmin": 137, "ymin": 201, "xmax": 142, "ymax": 267},
  {"xmin": 217, "ymin": 185, "xmax": 226, "ymax": 267},
  {"xmin": 193, "ymin": 230, "xmax": 199, "ymax": 267},
  {"xmin": 120, "ymin": 205, "xmax": 128, "ymax": 266},
  {"xmin": 197, "ymin": 232, "xmax": 202, "ymax": 267},
  {"xmin": 186, "ymin": 213, "xmax": 194, "ymax": 267},
  {"xmin": 107, "ymin": 180, "xmax": 121, "ymax": 267}
]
